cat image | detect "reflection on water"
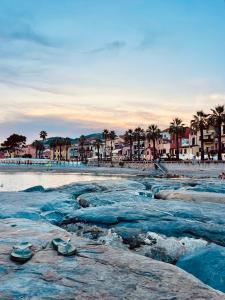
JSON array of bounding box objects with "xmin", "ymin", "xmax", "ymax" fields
[{"xmin": 0, "ymin": 172, "xmax": 118, "ymax": 192}]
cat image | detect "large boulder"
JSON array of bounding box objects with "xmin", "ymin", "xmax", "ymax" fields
[
  {"xmin": 177, "ymin": 244, "xmax": 225, "ymax": 293},
  {"xmin": 0, "ymin": 218, "xmax": 223, "ymax": 300}
]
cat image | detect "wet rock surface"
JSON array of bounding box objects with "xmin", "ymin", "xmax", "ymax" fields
[
  {"xmin": 1, "ymin": 177, "xmax": 225, "ymax": 298},
  {"xmin": 0, "ymin": 218, "xmax": 223, "ymax": 300}
]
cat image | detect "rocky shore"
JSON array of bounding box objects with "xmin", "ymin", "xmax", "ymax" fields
[
  {"xmin": 0, "ymin": 175, "xmax": 225, "ymax": 299},
  {"xmin": 1, "ymin": 218, "xmax": 222, "ymax": 300}
]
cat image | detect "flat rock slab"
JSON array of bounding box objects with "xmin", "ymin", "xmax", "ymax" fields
[
  {"xmin": 155, "ymin": 190, "xmax": 225, "ymax": 204},
  {"xmin": 0, "ymin": 218, "xmax": 223, "ymax": 300}
]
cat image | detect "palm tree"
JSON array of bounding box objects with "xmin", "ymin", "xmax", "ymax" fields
[
  {"xmin": 191, "ymin": 111, "xmax": 208, "ymax": 161},
  {"xmin": 94, "ymin": 138, "xmax": 102, "ymax": 167},
  {"xmin": 55, "ymin": 138, "xmax": 64, "ymax": 160},
  {"xmin": 40, "ymin": 131, "xmax": 47, "ymax": 141},
  {"xmin": 169, "ymin": 118, "xmax": 185, "ymax": 160},
  {"xmin": 79, "ymin": 135, "xmax": 86, "ymax": 162},
  {"xmin": 109, "ymin": 130, "xmax": 116, "ymax": 165},
  {"xmin": 32, "ymin": 140, "xmax": 40, "ymax": 158},
  {"xmin": 134, "ymin": 127, "xmax": 145, "ymax": 161},
  {"xmin": 209, "ymin": 105, "xmax": 225, "ymax": 161},
  {"xmin": 64, "ymin": 137, "xmax": 71, "ymax": 161},
  {"xmin": 49, "ymin": 138, "xmax": 58, "ymax": 160},
  {"xmin": 102, "ymin": 129, "xmax": 109, "ymax": 159},
  {"xmin": 146, "ymin": 124, "xmax": 161, "ymax": 160},
  {"xmin": 32, "ymin": 140, "xmax": 44, "ymax": 158},
  {"xmin": 124, "ymin": 129, "xmax": 134, "ymax": 161}
]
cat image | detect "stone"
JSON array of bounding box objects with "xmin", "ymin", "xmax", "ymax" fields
[
  {"xmin": 155, "ymin": 190, "xmax": 225, "ymax": 204},
  {"xmin": 23, "ymin": 185, "xmax": 45, "ymax": 192},
  {"xmin": 177, "ymin": 244, "xmax": 225, "ymax": 293},
  {"xmin": 0, "ymin": 218, "xmax": 222, "ymax": 299}
]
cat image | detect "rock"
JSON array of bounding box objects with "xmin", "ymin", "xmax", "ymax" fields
[
  {"xmin": 46, "ymin": 179, "xmax": 145, "ymax": 196},
  {"xmin": 23, "ymin": 185, "xmax": 45, "ymax": 192},
  {"xmin": 78, "ymin": 197, "xmax": 90, "ymax": 208},
  {"xmin": 0, "ymin": 191, "xmax": 80, "ymax": 225},
  {"xmin": 1, "ymin": 177, "xmax": 225, "ymax": 296},
  {"xmin": 64, "ymin": 199, "xmax": 225, "ymax": 247},
  {"xmin": 0, "ymin": 218, "xmax": 222, "ymax": 299},
  {"xmin": 177, "ymin": 244, "xmax": 225, "ymax": 293},
  {"xmin": 155, "ymin": 190, "xmax": 225, "ymax": 204},
  {"xmin": 77, "ymin": 190, "xmax": 151, "ymax": 208},
  {"xmin": 122, "ymin": 236, "xmax": 144, "ymax": 249},
  {"xmin": 136, "ymin": 232, "xmax": 208, "ymax": 264}
]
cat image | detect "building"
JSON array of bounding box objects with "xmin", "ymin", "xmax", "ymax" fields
[
  {"xmin": 24, "ymin": 145, "xmax": 37, "ymax": 158},
  {"xmin": 170, "ymin": 127, "xmax": 191, "ymax": 159},
  {"xmin": 158, "ymin": 129, "xmax": 171, "ymax": 158},
  {"xmin": 190, "ymin": 126, "xmax": 216, "ymax": 159}
]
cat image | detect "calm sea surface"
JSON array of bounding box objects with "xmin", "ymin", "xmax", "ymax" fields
[{"xmin": 0, "ymin": 172, "xmax": 118, "ymax": 192}]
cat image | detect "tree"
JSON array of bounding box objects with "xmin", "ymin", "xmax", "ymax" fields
[
  {"xmin": 79, "ymin": 135, "xmax": 86, "ymax": 162},
  {"xmin": 56, "ymin": 138, "xmax": 65, "ymax": 160},
  {"xmin": 40, "ymin": 131, "xmax": 48, "ymax": 141},
  {"xmin": 94, "ymin": 138, "xmax": 102, "ymax": 167},
  {"xmin": 1, "ymin": 134, "xmax": 26, "ymax": 157},
  {"xmin": 49, "ymin": 138, "xmax": 58, "ymax": 160},
  {"xmin": 32, "ymin": 140, "xmax": 44, "ymax": 158},
  {"xmin": 124, "ymin": 129, "xmax": 134, "ymax": 161},
  {"xmin": 64, "ymin": 137, "xmax": 71, "ymax": 161},
  {"xmin": 146, "ymin": 124, "xmax": 161, "ymax": 160},
  {"xmin": 109, "ymin": 130, "xmax": 116, "ymax": 165},
  {"xmin": 191, "ymin": 111, "xmax": 208, "ymax": 161},
  {"xmin": 134, "ymin": 127, "xmax": 145, "ymax": 161},
  {"xmin": 102, "ymin": 129, "xmax": 109, "ymax": 159},
  {"xmin": 169, "ymin": 118, "xmax": 185, "ymax": 160},
  {"xmin": 209, "ymin": 105, "xmax": 225, "ymax": 161}
]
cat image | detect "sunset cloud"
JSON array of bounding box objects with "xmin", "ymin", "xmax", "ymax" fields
[{"xmin": 0, "ymin": 0, "xmax": 224, "ymax": 142}]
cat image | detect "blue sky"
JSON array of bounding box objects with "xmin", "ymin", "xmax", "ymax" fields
[{"xmin": 0, "ymin": 0, "xmax": 225, "ymax": 142}]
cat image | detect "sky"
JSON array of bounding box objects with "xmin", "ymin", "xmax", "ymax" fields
[{"xmin": 0, "ymin": 0, "xmax": 225, "ymax": 142}]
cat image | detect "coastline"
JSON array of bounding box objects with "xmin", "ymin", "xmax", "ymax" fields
[
  {"xmin": 0, "ymin": 165, "xmax": 151, "ymax": 176},
  {"xmin": 0, "ymin": 164, "xmax": 223, "ymax": 178}
]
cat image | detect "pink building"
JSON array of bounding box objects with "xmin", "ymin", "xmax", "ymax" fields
[{"xmin": 24, "ymin": 145, "xmax": 37, "ymax": 158}]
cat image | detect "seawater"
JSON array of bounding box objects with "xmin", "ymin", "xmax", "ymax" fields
[{"xmin": 0, "ymin": 172, "xmax": 119, "ymax": 191}]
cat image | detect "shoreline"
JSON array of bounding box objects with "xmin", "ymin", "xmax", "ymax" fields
[
  {"xmin": 0, "ymin": 165, "xmax": 151, "ymax": 177},
  {"xmin": 0, "ymin": 164, "xmax": 223, "ymax": 178}
]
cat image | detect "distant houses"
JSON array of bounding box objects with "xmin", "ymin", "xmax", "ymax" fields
[
  {"xmin": 0, "ymin": 125, "xmax": 225, "ymax": 161},
  {"xmin": 0, "ymin": 104, "xmax": 225, "ymax": 161}
]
